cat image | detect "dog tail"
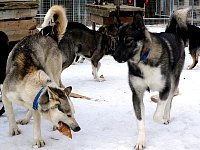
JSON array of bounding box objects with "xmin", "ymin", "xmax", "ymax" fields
[
  {"xmin": 41, "ymin": 5, "xmax": 68, "ymax": 42},
  {"xmin": 165, "ymin": 8, "xmax": 190, "ymax": 44}
]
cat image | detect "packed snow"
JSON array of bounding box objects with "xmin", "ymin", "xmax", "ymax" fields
[{"xmin": 0, "ymin": 25, "xmax": 200, "ymax": 150}]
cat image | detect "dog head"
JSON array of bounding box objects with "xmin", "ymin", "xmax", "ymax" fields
[
  {"xmin": 39, "ymin": 86, "xmax": 80, "ymax": 132},
  {"xmin": 113, "ymin": 11, "xmax": 146, "ymax": 63}
]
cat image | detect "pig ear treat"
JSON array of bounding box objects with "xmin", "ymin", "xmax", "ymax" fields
[{"xmin": 57, "ymin": 122, "xmax": 72, "ymax": 139}]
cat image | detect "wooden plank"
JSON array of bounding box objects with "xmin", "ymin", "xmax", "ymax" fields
[
  {"xmin": 0, "ymin": 1, "xmax": 39, "ymax": 10},
  {"xmin": 0, "ymin": 9, "xmax": 38, "ymax": 20},
  {"xmin": 90, "ymin": 14, "xmax": 133, "ymax": 25},
  {"xmin": 0, "ymin": 19, "xmax": 37, "ymax": 30},
  {"xmin": 1, "ymin": 0, "xmax": 38, "ymax": 2},
  {"xmin": 86, "ymin": 4, "xmax": 144, "ymax": 17},
  {"xmin": 4, "ymin": 29, "xmax": 38, "ymax": 42}
]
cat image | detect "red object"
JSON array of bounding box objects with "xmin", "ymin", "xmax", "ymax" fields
[
  {"xmin": 128, "ymin": 0, "xmax": 133, "ymax": 4},
  {"xmin": 145, "ymin": 0, "xmax": 148, "ymax": 5}
]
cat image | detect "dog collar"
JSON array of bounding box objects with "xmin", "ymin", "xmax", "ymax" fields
[
  {"xmin": 32, "ymin": 87, "xmax": 45, "ymax": 110},
  {"xmin": 140, "ymin": 48, "xmax": 151, "ymax": 61}
]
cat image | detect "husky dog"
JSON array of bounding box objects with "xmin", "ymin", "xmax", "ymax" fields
[
  {"xmin": 2, "ymin": 5, "xmax": 80, "ymax": 148},
  {"xmin": 41, "ymin": 7, "xmax": 116, "ymax": 82},
  {"xmin": 187, "ymin": 24, "xmax": 200, "ymax": 69},
  {"xmin": 113, "ymin": 9, "xmax": 189, "ymax": 149}
]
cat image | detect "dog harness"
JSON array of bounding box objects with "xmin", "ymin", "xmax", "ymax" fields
[
  {"xmin": 140, "ymin": 48, "xmax": 151, "ymax": 61},
  {"xmin": 32, "ymin": 87, "xmax": 45, "ymax": 110}
]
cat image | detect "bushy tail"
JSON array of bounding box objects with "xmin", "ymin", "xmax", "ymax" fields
[
  {"xmin": 165, "ymin": 8, "xmax": 190, "ymax": 44},
  {"xmin": 41, "ymin": 5, "xmax": 68, "ymax": 42}
]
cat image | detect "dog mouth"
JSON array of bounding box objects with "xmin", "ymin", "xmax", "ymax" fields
[
  {"xmin": 57, "ymin": 121, "xmax": 72, "ymax": 139},
  {"xmin": 117, "ymin": 60, "xmax": 125, "ymax": 63}
]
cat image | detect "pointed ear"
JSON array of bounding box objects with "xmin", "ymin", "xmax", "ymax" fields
[
  {"xmin": 112, "ymin": 11, "xmax": 121, "ymax": 31},
  {"xmin": 46, "ymin": 86, "xmax": 55, "ymax": 98},
  {"xmin": 64, "ymin": 86, "xmax": 72, "ymax": 96},
  {"xmin": 38, "ymin": 89, "xmax": 49, "ymax": 111},
  {"xmin": 132, "ymin": 11, "xmax": 145, "ymax": 32},
  {"xmin": 114, "ymin": 16, "xmax": 121, "ymax": 31},
  {"xmin": 40, "ymin": 26, "xmax": 53, "ymax": 36}
]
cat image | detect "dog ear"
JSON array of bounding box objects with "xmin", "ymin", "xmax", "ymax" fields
[
  {"xmin": 47, "ymin": 86, "xmax": 58, "ymax": 98},
  {"xmin": 40, "ymin": 26, "xmax": 54, "ymax": 36},
  {"xmin": 39, "ymin": 87, "xmax": 61, "ymax": 111},
  {"xmin": 39, "ymin": 89, "xmax": 49, "ymax": 111},
  {"xmin": 64, "ymin": 86, "xmax": 72, "ymax": 96},
  {"xmin": 132, "ymin": 11, "xmax": 145, "ymax": 32},
  {"xmin": 112, "ymin": 11, "xmax": 121, "ymax": 31}
]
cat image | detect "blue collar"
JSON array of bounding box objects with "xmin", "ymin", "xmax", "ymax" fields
[
  {"xmin": 32, "ymin": 87, "xmax": 45, "ymax": 110},
  {"xmin": 140, "ymin": 48, "xmax": 151, "ymax": 61}
]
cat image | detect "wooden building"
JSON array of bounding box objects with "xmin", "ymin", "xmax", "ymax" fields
[{"xmin": 0, "ymin": 0, "xmax": 39, "ymax": 42}]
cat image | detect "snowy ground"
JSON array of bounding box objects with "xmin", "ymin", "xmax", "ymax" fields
[{"xmin": 0, "ymin": 25, "xmax": 200, "ymax": 150}]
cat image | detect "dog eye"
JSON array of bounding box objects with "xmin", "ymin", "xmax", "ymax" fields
[
  {"xmin": 125, "ymin": 37, "xmax": 134, "ymax": 43},
  {"xmin": 51, "ymin": 104, "xmax": 59, "ymax": 109},
  {"xmin": 124, "ymin": 37, "xmax": 134, "ymax": 47},
  {"xmin": 67, "ymin": 114, "xmax": 72, "ymax": 117}
]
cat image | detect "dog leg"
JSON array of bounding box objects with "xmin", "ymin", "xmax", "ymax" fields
[
  {"xmin": 163, "ymin": 98, "xmax": 173, "ymax": 123},
  {"xmin": 2, "ymin": 92, "xmax": 21, "ymax": 135},
  {"xmin": 163, "ymin": 85, "xmax": 178, "ymax": 123},
  {"xmin": 153, "ymin": 82, "xmax": 172, "ymax": 124},
  {"xmin": 129, "ymin": 78, "xmax": 146, "ymax": 149},
  {"xmin": 0, "ymin": 84, "xmax": 2, "ymax": 102},
  {"xmin": 153, "ymin": 100, "xmax": 168, "ymax": 124},
  {"xmin": 150, "ymin": 88, "xmax": 179, "ymax": 103},
  {"xmin": 17, "ymin": 110, "xmax": 32, "ymax": 125},
  {"xmin": 91, "ymin": 61, "xmax": 105, "ymax": 82},
  {"xmin": 33, "ymin": 111, "xmax": 45, "ymax": 148},
  {"xmin": 133, "ymin": 100, "xmax": 145, "ymax": 150},
  {"xmin": 187, "ymin": 54, "xmax": 198, "ymax": 69}
]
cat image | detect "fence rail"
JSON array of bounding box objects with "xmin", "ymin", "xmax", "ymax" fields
[{"xmin": 35, "ymin": 0, "xmax": 199, "ymax": 27}]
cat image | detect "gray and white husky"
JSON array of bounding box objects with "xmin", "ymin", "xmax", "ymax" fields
[{"xmin": 2, "ymin": 5, "xmax": 80, "ymax": 148}]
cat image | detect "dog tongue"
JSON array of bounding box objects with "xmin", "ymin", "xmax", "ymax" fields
[{"xmin": 57, "ymin": 122, "xmax": 72, "ymax": 139}]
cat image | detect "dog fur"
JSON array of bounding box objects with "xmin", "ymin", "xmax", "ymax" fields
[
  {"xmin": 187, "ymin": 24, "xmax": 200, "ymax": 69},
  {"xmin": 113, "ymin": 8, "xmax": 189, "ymax": 149},
  {"xmin": 2, "ymin": 5, "xmax": 80, "ymax": 148},
  {"xmin": 41, "ymin": 7, "xmax": 116, "ymax": 82}
]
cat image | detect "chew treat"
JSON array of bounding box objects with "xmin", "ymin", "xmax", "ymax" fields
[{"xmin": 57, "ymin": 122, "xmax": 72, "ymax": 139}]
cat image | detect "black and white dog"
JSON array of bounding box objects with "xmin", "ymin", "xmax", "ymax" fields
[
  {"xmin": 41, "ymin": 6, "xmax": 116, "ymax": 82},
  {"xmin": 113, "ymin": 9, "xmax": 189, "ymax": 149}
]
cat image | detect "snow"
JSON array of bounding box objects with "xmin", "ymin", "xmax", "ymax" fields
[{"xmin": 0, "ymin": 25, "xmax": 200, "ymax": 150}]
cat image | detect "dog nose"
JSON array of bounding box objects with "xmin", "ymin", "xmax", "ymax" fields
[
  {"xmin": 113, "ymin": 53, "xmax": 119, "ymax": 60},
  {"xmin": 73, "ymin": 126, "xmax": 81, "ymax": 132}
]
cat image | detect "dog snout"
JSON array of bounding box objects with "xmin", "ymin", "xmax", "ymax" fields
[
  {"xmin": 113, "ymin": 51, "xmax": 120, "ymax": 61},
  {"xmin": 113, "ymin": 53, "xmax": 123, "ymax": 63},
  {"xmin": 72, "ymin": 126, "xmax": 81, "ymax": 132}
]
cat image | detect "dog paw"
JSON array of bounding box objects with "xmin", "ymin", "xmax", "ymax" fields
[
  {"xmin": 10, "ymin": 127, "xmax": 21, "ymax": 136},
  {"xmin": 163, "ymin": 120, "xmax": 170, "ymax": 125},
  {"xmin": 33, "ymin": 139, "xmax": 45, "ymax": 148},
  {"xmin": 154, "ymin": 115, "xmax": 170, "ymax": 125},
  {"xmin": 187, "ymin": 65, "xmax": 193, "ymax": 70},
  {"xmin": 16, "ymin": 119, "xmax": 29, "ymax": 125},
  {"xmin": 134, "ymin": 142, "xmax": 145, "ymax": 150}
]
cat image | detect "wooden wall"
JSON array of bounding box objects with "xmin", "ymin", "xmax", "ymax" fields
[{"xmin": 0, "ymin": 0, "xmax": 39, "ymax": 42}]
